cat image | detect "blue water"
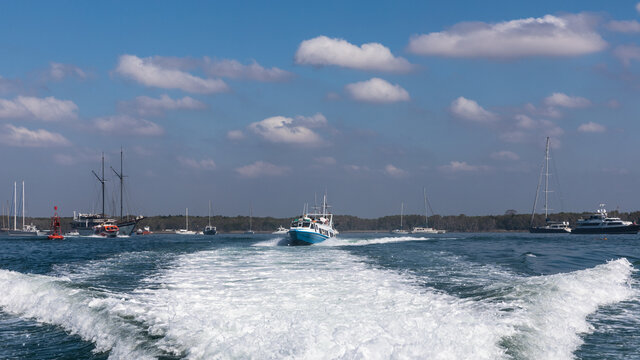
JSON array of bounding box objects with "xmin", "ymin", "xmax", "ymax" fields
[{"xmin": 0, "ymin": 233, "xmax": 638, "ymax": 359}]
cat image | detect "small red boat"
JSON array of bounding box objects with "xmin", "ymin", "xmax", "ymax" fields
[
  {"xmin": 48, "ymin": 206, "xmax": 64, "ymax": 240},
  {"xmin": 94, "ymin": 223, "xmax": 119, "ymax": 237}
]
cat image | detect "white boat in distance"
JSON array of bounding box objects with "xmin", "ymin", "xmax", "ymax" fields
[
  {"xmin": 571, "ymin": 204, "xmax": 640, "ymax": 234},
  {"xmin": 0, "ymin": 181, "xmax": 46, "ymax": 237},
  {"xmin": 176, "ymin": 208, "xmax": 196, "ymax": 235},
  {"xmin": 391, "ymin": 202, "xmax": 409, "ymax": 234},
  {"xmin": 412, "ymin": 188, "xmax": 445, "ymax": 234},
  {"xmin": 272, "ymin": 226, "xmax": 288, "ymax": 234}
]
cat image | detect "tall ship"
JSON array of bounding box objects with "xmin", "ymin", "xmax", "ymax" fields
[
  {"xmin": 572, "ymin": 205, "xmax": 640, "ymax": 234},
  {"xmin": 529, "ymin": 137, "xmax": 571, "ymax": 233},
  {"xmin": 289, "ymin": 194, "xmax": 338, "ymax": 245},
  {"xmin": 412, "ymin": 187, "xmax": 446, "ymax": 234},
  {"xmin": 72, "ymin": 150, "xmax": 143, "ymax": 236}
]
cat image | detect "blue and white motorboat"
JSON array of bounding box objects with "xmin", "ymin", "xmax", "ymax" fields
[{"xmin": 288, "ymin": 195, "xmax": 338, "ymax": 245}]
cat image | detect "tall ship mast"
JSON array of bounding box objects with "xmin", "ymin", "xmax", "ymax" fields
[
  {"xmin": 111, "ymin": 149, "xmax": 144, "ymax": 235},
  {"xmin": 529, "ymin": 137, "xmax": 571, "ymax": 233}
]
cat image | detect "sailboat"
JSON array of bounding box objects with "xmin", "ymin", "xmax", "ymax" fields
[
  {"xmin": 203, "ymin": 200, "xmax": 217, "ymax": 235},
  {"xmin": 176, "ymin": 208, "xmax": 196, "ymax": 235},
  {"xmin": 244, "ymin": 205, "xmax": 254, "ymax": 235},
  {"xmin": 412, "ymin": 188, "xmax": 446, "ymax": 234},
  {"xmin": 529, "ymin": 137, "xmax": 571, "ymax": 233},
  {"xmin": 391, "ymin": 202, "xmax": 409, "ymax": 234},
  {"xmin": 0, "ymin": 181, "xmax": 44, "ymax": 237}
]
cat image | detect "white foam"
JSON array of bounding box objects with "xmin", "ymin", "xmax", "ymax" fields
[
  {"xmin": 252, "ymin": 237, "xmax": 285, "ymax": 247},
  {"xmin": 496, "ymin": 258, "xmax": 636, "ymax": 359},
  {"xmin": 319, "ymin": 235, "xmax": 433, "ymax": 246},
  {"xmin": 0, "ymin": 270, "xmax": 157, "ymax": 359},
  {"xmin": 123, "ymin": 248, "xmax": 513, "ymax": 359}
]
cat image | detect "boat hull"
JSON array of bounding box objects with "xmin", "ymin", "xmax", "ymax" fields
[
  {"xmin": 116, "ymin": 218, "xmax": 142, "ymax": 236},
  {"xmin": 289, "ymin": 229, "xmax": 329, "ymax": 245},
  {"xmin": 0, "ymin": 230, "xmax": 39, "ymax": 237},
  {"xmin": 204, "ymin": 227, "xmax": 217, "ymax": 235},
  {"xmin": 571, "ymin": 224, "xmax": 640, "ymax": 234},
  {"xmin": 529, "ymin": 227, "xmax": 571, "ymax": 233}
]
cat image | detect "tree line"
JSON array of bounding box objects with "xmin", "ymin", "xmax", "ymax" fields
[{"xmin": 12, "ymin": 210, "xmax": 640, "ymax": 233}]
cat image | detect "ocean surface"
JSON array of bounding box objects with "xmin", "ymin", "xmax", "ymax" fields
[{"xmin": 0, "ymin": 232, "xmax": 638, "ymax": 359}]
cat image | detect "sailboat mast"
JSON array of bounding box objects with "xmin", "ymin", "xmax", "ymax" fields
[
  {"xmin": 92, "ymin": 153, "xmax": 107, "ymax": 217},
  {"xmin": 544, "ymin": 137, "xmax": 550, "ymax": 219},
  {"xmin": 119, "ymin": 149, "xmax": 123, "ymax": 219},
  {"xmin": 249, "ymin": 205, "xmax": 252, "ymax": 231},
  {"xmin": 186, "ymin": 208, "xmax": 189, "ymax": 230},
  {"xmin": 400, "ymin": 202, "xmax": 404, "ymax": 229},
  {"xmin": 423, "ymin": 188, "xmax": 429, "ymax": 227},
  {"xmin": 208, "ymin": 200, "xmax": 212, "ymax": 227},
  {"xmin": 13, "ymin": 181, "xmax": 16, "ymax": 231},
  {"xmin": 22, "ymin": 180, "xmax": 25, "ymax": 230}
]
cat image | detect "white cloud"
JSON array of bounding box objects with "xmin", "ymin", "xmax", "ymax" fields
[
  {"xmin": 295, "ymin": 36, "xmax": 413, "ymax": 72},
  {"xmin": 544, "ymin": 93, "xmax": 591, "ymax": 108},
  {"xmin": 227, "ymin": 130, "xmax": 245, "ymax": 140},
  {"xmin": 235, "ymin": 161, "xmax": 290, "ymax": 178},
  {"xmin": 637, "ymin": 2, "xmax": 640, "ymax": 14},
  {"xmin": 502, "ymin": 115, "xmax": 564, "ymax": 144},
  {"xmin": 0, "ymin": 96, "xmax": 78, "ymax": 121},
  {"xmin": 295, "ymin": 113, "xmax": 327, "ymax": 127},
  {"xmin": 115, "ymin": 54, "xmax": 228, "ymax": 94},
  {"xmin": 345, "ymin": 78, "xmax": 410, "ymax": 103},
  {"xmin": 203, "ymin": 58, "xmax": 292, "ymax": 82},
  {"xmin": 408, "ymin": 14, "xmax": 606, "ymax": 58},
  {"xmin": 49, "ymin": 62, "xmax": 87, "ymax": 80},
  {"xmin": 384, "ymin": 164, "xmax": 408, "ymax": 178},
  {"xmin": 177, "ymin": 156, "xmax": 216, "ymax": 170},
  {"xmin": 491, "ymin": 151, "xmax": 520, "ymax": 161},
  {"xmin": 450, "ymin": 97, "xmax": 497, "ymax": 123},
  {"xmin": 94, "ymin": 115, "xmax": 164, "ymax": 136},
  {"xmin": 613, "ymin": 44, "xmax": 640, "ymax": 66},
  {"xmin": 606, "ymin": 20, "xmax": 640, "ymax": 33},
  {"xmin": 344, "ymin": 164, "xmax": 370, "ymax": 173},
  {"xmin": 578, "ymin": 122, "xmax": 606, "ymax": 133},
  {"xmin": 439, "ymin": 161, "xmax": 489, "ymax": 173},
  {"xmin": 0, "ymin": 124, "xmax": 71, "ymax": 147},
  {"xmin": 119, "ymin": 94, "xmax": 206, "ymax": 117},
  {"xmin": 248, "ymin": 115, "xmax": 324, "ymax": 146}
]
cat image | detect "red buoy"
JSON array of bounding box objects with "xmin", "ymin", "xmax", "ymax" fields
[{"xmin": 48, "ymin": 205, "xmax": 64, "ymax": 240}]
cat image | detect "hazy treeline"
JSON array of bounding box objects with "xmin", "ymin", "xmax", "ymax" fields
[{"xmin": 10, "ymin": 211, "xmax": 640, "ymax": 233}]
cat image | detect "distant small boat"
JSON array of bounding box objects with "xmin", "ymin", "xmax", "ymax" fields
[
  {"xmin": 272, "ymin": 226, "xmax": 288, "ymax": 234},
  {"xmin": 136, "ymin": 226, "xmax": 152, "ymax": 235},
  {"xmin": 289, "ymin": 194, "xmax": 338, "ymax": 245},
  {"xmin": 204, "ymin": 200, "xmax": 217, "ymax": 235},
  {"xmin": 176, "ymin": 208, "xmax": 196, "ymax": 235},
  {"xmin": 411, "ymin": 188, "xmax": 445, "ymax": 234},
  {"xmin": 571, "ymin": 204, "xmax": 640, "ymax": 234},
  {"xmin": 0, "ymin": 181, "xmax": 44, "ymax": 237},
  {"xmin": 391, "ymin": 202, "xmax": 409, "ymax": 234},
  {"xmin": 529, "ymin": 137, "xmax": 571, "ymax": 233},
  {"xmin": 65, "ymin": 230, "xmax": 80, "ymax": 236},
  {"xmin": 48, "ymin": 206, "xmax": 64, "ymax": 240},
  {"xmin": 94, "ymin": 223, "xmax": 119, "ymax": 237},
  {"xmin": 245, "ymin": 205, "xmax": 254, "ymax": 235}
]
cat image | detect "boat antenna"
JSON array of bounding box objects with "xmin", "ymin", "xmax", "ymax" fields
[
  {"xmin": 13, "ymin": 181, "xmax": 16, "ymax": 231},
  {"xmin": 544, "ymin": 137, "xmax": 550, "ymax": 220},
  {"xmin": 529, "ymin": 141, "xmax": 546, "ymax": 227},
  {"xmin": 92, "ymin": 153, "xmax": 106, "ymax": 217},
  {"xmin": 110, "ymin": 148, "xmax": 126, "ymax": 220},
  {"xmin": 22, "ymin": 180, "xmax": 24, "ymax": 230}
]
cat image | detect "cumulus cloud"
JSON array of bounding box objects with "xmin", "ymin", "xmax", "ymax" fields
[
  {"xmin": 115, "ymin": 54, "xmax": 228, "ymax": 94},
  {"xmin": 295, "ymin": 36, "xmax": 413, "ymax": 72},
  {"xmin": 450, "ymin": 97, "xmax": 497, "ymax": 123},
  {"xmin": 491, "ymin": 151, "xmax": 520, "ymax": 161},
  {"xmin": 0, "ymin": 124, "xmax": 71, "ymax": 147},
  {"xmin": 0, "ymin": 96, "xmax": 78, "ymax": 121},
  {"xmin": 177, "ymin": 156, "xmax": 216, "ymax": 170},
  {"xmin": 345, "ymin": 78, "xmax": 410, "ymax": 103},
  {"xmin": 408, "ymin": 14, "xmax": 606, "ymax": 58},
  {"xmin": 235, "ymin": 161, "xmax": 290, "ymax": 178},
  {"xmin": 613, "ymin": 44, "xmax": 640, "ymax": 66},
  {"xmin": 439, "ymin": 161, "xmax": 489, "ymax": 173},
  {"xmin": 119, "ymin": 94, "xmax": 206, "ymax": 117},
  {"xmin": 384, "ymin": 164, "xmax": 408, "ymax": 178},
  {"xmin": 578, "ymin": 122, "xmax": 606, "ymax": 133},
  {"xmin": 606, "ymin": 20, "xmax": 640, "ymax": 33},
  {"xmin": 49, "ymin": 62, "xmax": 87, "ymax": 81},
  {"xmin": 248, "ymin": 115, "xmax": 324, "ymax": 146},
  {"xmin": 203, "ymin": 58, "xmax": 292, "ymax": 82},
  {"xmin": 544, "ymin": 93, "xmax": 591, "ymax": 108},
  {"xmin": 227, "ymin": 130, "xmax": 245, "ymax": 140},
  {"xmin": 637, "ymin": 2, "xmax": 640, "ymax": 13},
  {"xmin": 93, "ymin": 115, "xmax": 164, "ymax": 136}
]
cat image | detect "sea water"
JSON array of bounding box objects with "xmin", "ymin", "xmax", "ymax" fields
[{"xmin": 0, "ymin": 233, "xmax": 638, "ymax": 359}]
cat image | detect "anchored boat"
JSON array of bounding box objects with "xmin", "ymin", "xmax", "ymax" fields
[{"xmin": 572, "ymin": 205, "xmax": 640, "ymax": 234}]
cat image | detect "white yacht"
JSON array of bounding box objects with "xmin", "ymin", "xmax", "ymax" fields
[
  {"xmin": 272, "ymin": 226, "xmax": 288, "ymax": 234},
  {"xmin": 391, "ymin": 202, "xmax": 409, "ymax": 234},
  {"xmin": 572, "ymin": 205, "xmax": 639, "ymax": 234},
  {"xmin": 412, "ymin": 188, "xmax": 446, "ymax": 234},
  {"xmin": 176, "ymin": 208, "xmax": 197, "ymax": 235}
]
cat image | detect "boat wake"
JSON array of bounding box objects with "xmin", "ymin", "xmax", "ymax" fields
[{"xmin": 0, "ymin": 247, "xmax": 635, "ymax": 359}]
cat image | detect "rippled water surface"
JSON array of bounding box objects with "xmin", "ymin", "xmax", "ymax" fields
[{"xmin": 0, "ymin": 232, "xmax": 639, "ymax": 359}]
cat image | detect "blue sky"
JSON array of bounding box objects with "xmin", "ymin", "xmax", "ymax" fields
[{"xmin": 2, "ymin": 1, "xmax": 640, "ymax": 218}]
